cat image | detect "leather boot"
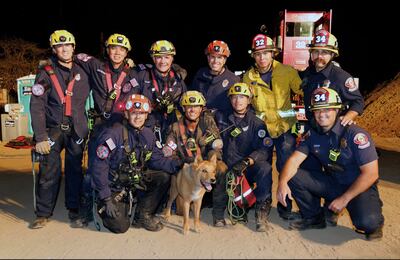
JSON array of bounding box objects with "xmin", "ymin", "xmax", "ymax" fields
[
  {"xmin": 30, "ymin": 216, "xmax": 49, "ymax": 229},
  {"xmin": 289, "ymin": 212, "xmax": 326, "ymax": 230},
  {"xmin": 132, "ymin": 212, "xmax": 163, "ymax": 232},
  {"xmin": 255, "ymin": 199, "xmax": 271, "ymax": 232}
]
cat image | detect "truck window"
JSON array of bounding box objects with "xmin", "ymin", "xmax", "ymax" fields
[{"xmin": 286, "ymin": 22, "xmax": 314, "ymax": 37}]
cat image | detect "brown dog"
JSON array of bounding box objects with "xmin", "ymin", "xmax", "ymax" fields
[{"xmin": 163, "ymin": 154, "xmax": 218, "ymax": 234}]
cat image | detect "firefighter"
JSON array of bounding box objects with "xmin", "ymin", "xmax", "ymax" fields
[
  {"xmin": 302, "ymin": 29, "xmax": 364, "ymax": 125},
  {"xmin": 89, "ymin": 94, "xmax": 184, "ymax": 233},
  {"xmin": 75, "ymin": 33, "xmax": 138, "ymax": 127},
  {"xmin": 242, "ymin": 33, "xmax": 303, "ymax": 220},
  {"xmin": 214, "ymin": 83, "xmax": 273, "ymax": 232},
  {"xmin": 74, "ymin": 33, "xmax": 139, "ymax": 226},
  {"xmin": 135, "ymin": 40, "xmax": 187, "ymax": 144},
  {"xmin": 190, "ymin": 40, "xmax": 240, "ymax": 114},
  {"xmin": 29, "ymin": 30, "xmax": 90, "ymax": 229},
  {"xmin": 277, "ymin": 87, "xmax": 384, "ymax": 241},
  {"xmin": 164, "ymin": 90, "xmax": 223, "ymax": 162},
  {"xmin": 163, "ymin": 91, "xmax": 226, "ymax": 213}
]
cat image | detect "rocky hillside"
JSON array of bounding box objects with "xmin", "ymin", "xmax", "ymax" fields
[{"xmin": 358, "ymin": 72, "xmax": 400, "ymax": 139}]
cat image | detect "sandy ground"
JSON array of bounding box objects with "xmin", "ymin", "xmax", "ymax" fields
[{"xmin": 0, "ymin": 141, "xmax": 399, "ymax": 259}]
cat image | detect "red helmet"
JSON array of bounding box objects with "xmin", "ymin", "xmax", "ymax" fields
[
  {"xmin": 251, "ymin": 34, "xmax": 279, "ymax": 54},
  {"xmin": 205, "ymin": 40, "xmax": 231, "ymax": 57},
  {"xmin": 125, "ymin": 94, "xmax": 151, "ymax": 113},
  {"xmin": 307, "ymin": 29, "xmax": 339, "ymax": 56}
]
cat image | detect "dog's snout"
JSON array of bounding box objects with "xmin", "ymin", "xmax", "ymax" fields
[{"xmin": 210, "ymin": 178, "xmax": 216, "ymax": 184}]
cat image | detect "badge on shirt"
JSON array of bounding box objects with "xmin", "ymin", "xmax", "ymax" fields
[
  {"xmin": 156, "ymin": 140, "xmax": 163, "ymax": 149},
  {"xmin": 353, "ymin": 133, "xmax": 370, "ymax": 149},
  {"xmin": 263, "ymin": 137, "xmax": 273, "ymax": 147},
  {"xmin": 32, "ymin": 84, "xmax": 45, "ymax": 96},
  {"xmin": 258, "ymin": 129, "xmax": 266, "ymax": 138},
  {"xmin": 345, "ymin": 77, "xmax": 358, "ymax": 92},
  {"xmin": 222, "ymin": 79, "xmax": 229, "ymax": 88},
  {"xmin": 96, "ymin": 145, "xmax": 110, "ymax": 159},
  {"xmin": 75, "ymin": 73, "xmax": 81, "ymax": 81}
]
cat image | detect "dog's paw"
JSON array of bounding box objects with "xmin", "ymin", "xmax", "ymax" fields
[{"xmin": 194, "ymin": 226, "xmax": 201, "ymax": 233}]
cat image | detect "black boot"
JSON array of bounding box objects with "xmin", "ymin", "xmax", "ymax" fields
[
  {"xmin": 289, "ymin": 212, "xmax": 326, "ymax": 230},
  {"xmin": 132, "ymin": 211, "xmax": 163, "ymax": 232},
  {"xmin": 255, "ymin": 199, "xmax": 271, "ymax": 232}
]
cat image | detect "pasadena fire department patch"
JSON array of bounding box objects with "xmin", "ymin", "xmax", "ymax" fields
[
  {"xmin": 96, "ymin": 145, "xmax": 110, "ymax": 159},
  {"xmin": 345, "ymin": 77, "xmax": 358, "ymax": 92},
  {"xmin": 32, "ymin": 84, "xmax": 45, "ymax": 96},
  {"xmin": 353, "ymin": 133, "xmax": 370, "ymax": 149}
]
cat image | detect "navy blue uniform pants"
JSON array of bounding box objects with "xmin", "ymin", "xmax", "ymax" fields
[
  {"xmin": 35, "ymin": 128, "xmax": 84, "ymax": 217},
  {"xmin": 289, "ymin": 168, "xmax": 384, "ymax": 234}
]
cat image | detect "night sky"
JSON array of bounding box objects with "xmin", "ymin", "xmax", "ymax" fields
[{"xmin": 1, "ymin": 0, "xmax": 398, "ymax": 94}]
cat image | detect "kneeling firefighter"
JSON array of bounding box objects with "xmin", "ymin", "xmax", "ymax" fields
[{"xmin": 88, "ymin": 94, "xmax": 183, "ymax": 233}]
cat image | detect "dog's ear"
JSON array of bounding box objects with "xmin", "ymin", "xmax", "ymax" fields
[
  {"xmin": 209, "ymin": 153, "xmax": 217, "ymax": 165},
  {"xmin": 194, "ymin": 154, "xmax": 203, "ymax": 166}
]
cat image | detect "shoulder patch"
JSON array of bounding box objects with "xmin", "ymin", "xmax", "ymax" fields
[
  {"xmin": 301, "ymin": 130, "xmax": 311, "ymax": 141},
  {"xmin": 96, "ymin": 145, "xmax": 110, "ymax": 159},
  {"xmin": 138, "ymin": 63, "xmax": 152, "ymax": 71},
  {"xmin": 32, "ymin": 84, "xmax": 45, "ymax": 96},
  {"xmin": 345, "ymin": 77, "xmax": 358, "ymax": 92},
  {"xmin": 353, "ymin": 133, "xmax": 370, "ymax": 149},
  {"xmin": 76, "ymin": 53, "xmax": 92, "ymax": 62},
  {"xmin": 263, "ymin": 137, "xmax": 273, "ymax": 147},
  {"xmin": 156, "ymin": 140, "xmax": 163, "ymax": 149},
  {"xmin": 258, "ymin": 129, "xmax": 266, "ymax": 138},
  {"xmin": 105, "ymin": 138, "xmax": 116, "ymax": 151}
]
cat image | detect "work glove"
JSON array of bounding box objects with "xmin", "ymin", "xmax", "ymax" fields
[
  {"xmin": 35, "ymin": 140, "xmax": 51, "ymax": 155},
  {"xmin": 231, "ymin": 159, "xmax": 250, "ymax": 177},
  {"xmin": 125, "ymin": 58, "xmax": 135, "ymax": 68},
  {"xmin": 103, "ymin": 197, "xmax": 120, "ymax": 218}
]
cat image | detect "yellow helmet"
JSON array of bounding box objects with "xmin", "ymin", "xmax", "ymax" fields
[
  {"xmin": 228, "ymin": 83, "xmax": 252, "ymax": 98},
  {"xmin": 49, "ymin": 30, "xmax": 75, "ymax": 47},
  {"xmin": 149, "ymin": 40, "xmax": 176, "ymax": 56},
  {"xmin": 180, "ymin": 91, "xmax": 206, "ymax": 107},
  {"xmin": 105, "ymin": 33, "xmax": 131, "ymax": 51},
  {"xmin": 307, "ymin": 29, "xmax": 339, "ymax": 56},
  {"xmin": 310, "ymin": 87, "xmax": 343, "ymax": 111}
]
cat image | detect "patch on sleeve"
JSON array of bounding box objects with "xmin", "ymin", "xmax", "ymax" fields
[
  {"xmin": 96, "ymin": 145, "xmax": 110, "ymax": 159},
  {"xmin": 222, "ymin": 79, "xmax": 229, "ymax": 88},
  {"xmin": 353, "ymin": 133, "xmax": 370, "ymax": 149},
  {"xmin": 32, "ymin": 84, "xmax": 45, "ymax": 96},
  {"xmin": 156, "ymin": 140, "xmax": 163, "ymax": 149},
  {"xmin": 105, "ymin": 138, "xmax": 116, "ymax": 151},
  {"xmin": 263, "ymin": 137, "xmax": 273, "ymax": 147},
  {"xmin": 76, "ymin": 53, "xmax": 92, "ymax": 62},
  {"xmin": 167, "ymin": 140, "xmax": 177, "ymax": 151},
  {"xmin": 258, "ymin": 129, "xmax": 266, "ymax": 138},
  {"xmin": 345, "ymin": 77, "xmax": 358, "ymax": 92}
]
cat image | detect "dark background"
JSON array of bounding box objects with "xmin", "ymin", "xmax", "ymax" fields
[{"xmin": 1, "ymin": 0, "xmax": 398, "ymax": 94}]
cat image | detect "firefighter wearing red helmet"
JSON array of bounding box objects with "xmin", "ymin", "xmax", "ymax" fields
[
  {"xmin": 277, "ymin": 87, "xmax": 384, "ymax": 240},
  {"xmin": 190, "ymin": 40, "xmax": 239, "ymax": 114},
  {"xmin": 88, "ymin": 94, "xmax": 184, "ymax": 233},
  {"xmin": 302, "ymin": 29, "xmax": 364, "ymax": 127},
  {"xmin": 243, "ymin": 33, "xmax": 303, "ymax": 221}
]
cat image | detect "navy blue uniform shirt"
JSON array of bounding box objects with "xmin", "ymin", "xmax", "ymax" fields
[
  {"xmin": 90, "ymin": 122, "xmax": 181, "ymax": 200},
  {"xmin": 297, "ymin": 120, "xmax": 378, "ymax": 185}
]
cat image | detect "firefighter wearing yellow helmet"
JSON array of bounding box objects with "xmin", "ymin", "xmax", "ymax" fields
[
  {"xmin": 30, "ymin": 29, "xmax": 91, "ymax": 229},
  {"xmin": 211, "ymin": 81, "xmax": 274, "ymax": 231},
  {"xmin": 135, "ymin": 40, "xmax": 187, "ymax": 144},
  {"xmin": 277, "ymin": 86, "xmax": 384, "ymax": 240},
  {"xmin": 302, "ymin": 29, "xmax": 364, "ymax": 127},
  {"xmin": 242, "ymin": 33, "xmax": 303, "ymax": 221},
  {"xmin": 105, "ymin": 33, "xmax": 132, "ymax": 51},
  {"xmin": 180, "ymin": 90, "xmax": 206, "ymax": 107}
]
